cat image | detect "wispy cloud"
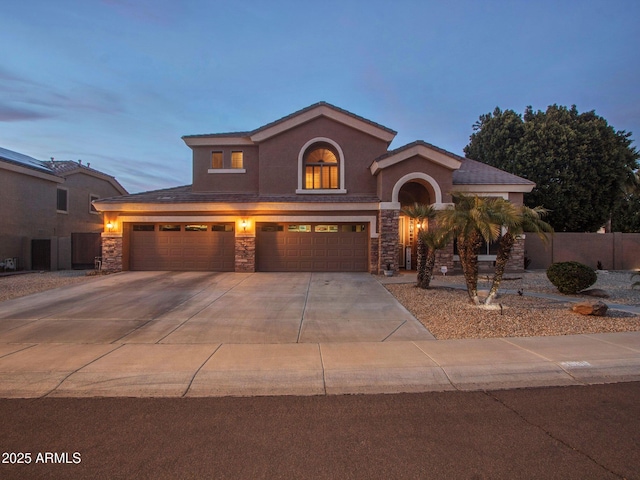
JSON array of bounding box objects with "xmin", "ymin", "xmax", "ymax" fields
[{"xmin": 0, "ymin": 105, "xmax": 52, "ymax": 122}]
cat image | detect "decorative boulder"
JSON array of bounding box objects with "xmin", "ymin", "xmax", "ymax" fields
[{"xmin": 571, "ymin": 301, "xmax": 608, "ymax": 316}]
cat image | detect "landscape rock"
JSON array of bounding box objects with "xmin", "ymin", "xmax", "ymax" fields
[{"xmin": 571, "ymin": 300, "xmax": 608, "ymax": 316}]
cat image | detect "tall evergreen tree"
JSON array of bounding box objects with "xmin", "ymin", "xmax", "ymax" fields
[{"xmin": 465, "ymin": 105, "xmax": 639, "ymax": 232}]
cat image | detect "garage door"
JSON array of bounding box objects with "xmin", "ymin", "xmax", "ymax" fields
[
  {"xmin": 256, "ymin": 223, "xmax": 368, "ymax": 272},
  {"xmin": 129, "ymin": 223, "xmax": 235, "ymax": 271}
]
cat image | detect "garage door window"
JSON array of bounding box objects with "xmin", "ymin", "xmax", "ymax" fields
[
  {"xmin": 342, "ymin": 224, "xmax": 367, "ymax": 233},
  {"xmin": 261, "ymin": 225, "xmax": 284, "ymax": 232},
  {"xmin": 314, "ymin": 225, "xmax": 338, "ymax": 233},
  {"xmin": 133, "ymin": 225, "xmax": 155, "ymax": 231},
  {"xmin": 160, "ymin": 225, "xmax": 181, "ymax": 231},
  {"xmin": 287, "ymin": 224, "xmax": 311, "ymax": 232},
  {"xmin": 185, "ymin": 225, "xmax": 208, "ymax": 231},
  {"xmin": 212, "ymin": 224, "xmax": 234, "ymax": 232}
]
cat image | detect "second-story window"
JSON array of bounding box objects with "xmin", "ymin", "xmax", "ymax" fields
[
  {"xmin": 304, "ymin": 144, "xmax": 339, "ymax": 189},
  {"xmin": 211, "ymin": 152, "xmax": 223, "ymax": 169},
  {"xmin": 231, "ymin": 151, "xmax": 243, "ymax": 169},
  {"xmin": 57, "ymin": 187, "xmax": 68, "ymax": 213}
]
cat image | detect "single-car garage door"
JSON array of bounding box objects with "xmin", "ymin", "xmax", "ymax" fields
[
  {"xmin": 256, "ymin": 222, "xmax": 368, "ymax": 272},
  {"xmin": 129, "ymin": 223, "xmax": 235, "ymax": 271}
]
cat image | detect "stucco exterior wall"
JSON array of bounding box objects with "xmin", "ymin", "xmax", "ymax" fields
[
  {"xmin": 192, "ymin": 145, "xmax": 259, "ymax": 193},
  {"xmin": 257, "ymin": 116, "xmax": 388, "ymax": 196},
  {"xmin": 0, "ymin": 169, "xmax": 58, "ymax": 268},
  {"xmin": 376, "ymin": 156, "xmax": 455, "ymax": 203},
  {"xmin": 56, "ymin": 172, "xmax": 120, "ymax": 236}
]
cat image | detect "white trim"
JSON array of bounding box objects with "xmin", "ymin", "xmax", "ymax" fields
[
  {"xmin": 370, "ymin": 144, "xmax": 462, "ymax": 175},
  {"xmin": 120, "ymin": 214, "xmax": 379, "ymax": 238},
  {"xmin": 391, "ymin": 172, "xmax": 443, "ymax": 204},
  {"xmin": 89, "ymin": 193, "xmax": 100, "ymax": 215},
  {"xmin": 295, "ymin": 188, "xmax": 347, "ymax": 194},
  {"xmin": 95, "ymin": 201, "xmax": 380, "ymax": 213},
  {"xmin": 183, "ymin": 137, "xmax": 254, "ymax": 147},
  {"xmin": 250, "ymin": 105, "xmax": 395, "ymax": 143},
  {"xmin": 297, "ymin": 137, "xmax": 346, "ymax": 193},
  {"xmin": 380, "ymin": 202, "xmax": 401, "ymax": 210},
  {"xmin": 207, "ymin": 168, "xmax": 247, "ymax": 174}
]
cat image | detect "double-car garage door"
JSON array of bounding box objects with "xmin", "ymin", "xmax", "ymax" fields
[
  {"xmin": 256, "ymin": 223, "xmax": 368, "ymax": 272},
  {"xmin": 129, "ymin": 223, "xmax": 235, "ymax": 271},
  {"xmin": 129, "ymin": 222, "xmax": 369, "ymax": 272}
]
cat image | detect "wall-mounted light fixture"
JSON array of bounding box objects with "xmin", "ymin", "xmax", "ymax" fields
[
  {"xmin": 106, "ymin": 222, "xmax": 114, "ymax": 232},
  {"xmin": 241, "ymin": 219, "xmax": 248, "ymax": 232}
]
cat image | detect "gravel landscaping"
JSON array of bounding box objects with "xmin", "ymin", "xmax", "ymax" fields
[
  {"xmin": 385, "ymin": 271, "xmax": 640, "ymax": 339},
  {"xmin": 0, "ymin": 270, "xmax": 100, "ymax": 303}
]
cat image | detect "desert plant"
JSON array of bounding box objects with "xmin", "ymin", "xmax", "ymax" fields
[
  {"xmin": 417, "ymin": 227, "xmax": 452, "ymax": 289},
  {"xmin": 485, "ymin": 203, "xmax": 553, "ymax": 305},
  {"xmin": 401, "ymin": 203, "xmax": 436, "ymax": 287},
  {"xmin": 437, "ymin": 195, "xmax": 502, "ymax": 304},
  {"xmin": 546, "ymin": 261, "xmax": 597, "ymax": 294}
]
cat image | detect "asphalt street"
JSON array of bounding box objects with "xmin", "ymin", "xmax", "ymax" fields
[{"xmin": 1, "ymin": 382, "xmax": 638, "ymax": 479}]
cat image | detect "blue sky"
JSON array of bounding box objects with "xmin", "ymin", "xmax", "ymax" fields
[{"xmin": 2, "ymin": 0, "xmax": 638, "ymax": 193}]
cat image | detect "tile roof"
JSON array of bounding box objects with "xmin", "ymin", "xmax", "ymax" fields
[
  {"xmin": 375, "ymin": 140, "xmax": 465, "ymax": 163},
  {"xmin": 95, "ymin": 185, "xmax": 381, "ymax": 205},
  {"xmin": 453, "ymin": 158, "xmax": 535, "ymax": 185},
  {"xmin": 182, "ymin": 101, "xmax": 397, "ymax": 139}
]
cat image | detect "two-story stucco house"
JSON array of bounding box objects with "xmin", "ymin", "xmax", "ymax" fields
[
  {"xmin": 0, "ymin": 147, "xmax": 127, "ymax": 270},
  {"xmin": 93, "ymin": 102, "xmax": 534, "ymax": 274}
]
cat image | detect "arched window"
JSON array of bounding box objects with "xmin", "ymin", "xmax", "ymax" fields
[{"xmin": 304, "ymin": 143, "xmax": 339, "ymax": 189}]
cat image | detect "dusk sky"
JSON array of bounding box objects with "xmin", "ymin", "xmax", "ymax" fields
[{"xmin": 2, "ymin": 0, "xmax": 638, "ymax": 193}]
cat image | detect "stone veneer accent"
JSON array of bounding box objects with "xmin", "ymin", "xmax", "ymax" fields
[
  {"xmin": 505, "ymin": 234, "xmax": 526, "ymax": 272},
  {"xmin": 369, "ymin": 239, "xmax": 379, "ymax": 274},
  {"xmin": 235, "ymin": 235, "xmax": 256, "ymax": 273},
  {"xmin": 101, "ymin": 233, "xmax": 123, "ymax": 273},
  {"xmin": 434, "ymin": 242, "xmax": 454, "ymax": 274},
  {"xmin": 378, "ymin": 209, "xmax": 399, "ymax": 274}
]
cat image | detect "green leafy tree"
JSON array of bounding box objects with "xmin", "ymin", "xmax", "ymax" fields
[
  {"xmin": 465, "ymin": 105, "xmax": 639, "ymax": 232},
  {"xmin": 611, "ymin": 169, "xmax": 640, "ymax": 232},
  {"xmin": 401, "ymin": 203, "xmax": 436, "ymax": 288}
]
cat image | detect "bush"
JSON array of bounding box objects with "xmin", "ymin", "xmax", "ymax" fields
[{"xmin": 546, "ymin": 261, "xmax": 597, "ymax": 294}]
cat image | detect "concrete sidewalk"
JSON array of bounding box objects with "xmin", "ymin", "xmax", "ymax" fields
[
  {"xmin": 0, "ymin": 332, "xmax": 638, "ymax": 398},
  {"xmin": 0, "ymin": 272, "xmax": 638, "ymax": 398}
]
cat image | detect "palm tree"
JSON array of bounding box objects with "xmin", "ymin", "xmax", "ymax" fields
[
  {"xmin": 437, "ymin": 195, "xmax": 502, "ymax": 305},
  {"xmin": 484, "ymin": 203, "xmax": 553, "ymax": 305},
  {"xmin": 401, "ymin": 203, "xmax": 436, "ymax": 287},
  {"xmin": 418, "ymin": 227, "xmax": 452, "ymax": 289}
]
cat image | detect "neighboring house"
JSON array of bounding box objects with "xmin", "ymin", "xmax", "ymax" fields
[
  {"xmin": 0, "ymin": 147, "xmax": 127, "ymax": 270},
  {"xmin": 93, "ymin": 102, "xmax": 534, "ymax": 274}
]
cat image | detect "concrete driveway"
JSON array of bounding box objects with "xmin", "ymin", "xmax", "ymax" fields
[{"xmin": 0, "ymin": 271, "xmax": 433, "ymax": 345}]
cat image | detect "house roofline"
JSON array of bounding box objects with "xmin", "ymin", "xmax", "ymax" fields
[
  {"xmin": 370, "ymin": 140, "xmax": 463, "ymax": 175},
  {"xmin": 182, "ymin": 102, "xmax": 397, "ymax": 147},
  {"xmin": 0, "ymin": 159, "xmax": 64, "ymax": 183}
]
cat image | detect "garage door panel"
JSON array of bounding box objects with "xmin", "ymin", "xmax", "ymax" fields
[
  {"xmin": 130, "ymin": 223, "xmax": 234, "ymax": 271},
  {"xmin": 257, "ymin": 223, "xmax": 368, "ymax": 272}
]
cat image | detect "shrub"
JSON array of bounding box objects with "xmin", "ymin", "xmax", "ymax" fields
[{"xmin": 546, "ymin": 261, "xmax": 597, "ymax": 294}]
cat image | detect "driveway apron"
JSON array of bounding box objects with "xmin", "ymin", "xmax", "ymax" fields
[{"xmin": 0, "ymin": 271, "xmax": 434, "ymax": 345}]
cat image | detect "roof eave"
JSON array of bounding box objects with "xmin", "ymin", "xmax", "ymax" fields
[{"xmin": 452, "ymin": 183, "xmax": 535, "ymax": 193}]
